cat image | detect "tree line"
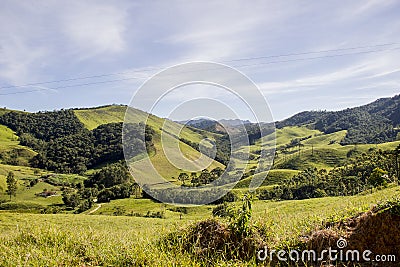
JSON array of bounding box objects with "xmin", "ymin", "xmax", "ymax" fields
[
  {"xmin": 257, "ymin": 146, "xmax": 399, "ymax": 200},
  {"xmin": 61, "ymin": 161, "xmax": 139, "ymax": 212},
  {"xmin": 276, "ymin": 94, "xmax": 400, "ymax": 145},
  {"xmin": 0, "ymin": 110, "xmax": 155, "ymax": 174}
]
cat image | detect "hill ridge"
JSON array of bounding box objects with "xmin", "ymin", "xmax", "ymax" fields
[{"xmin": 276, "ymin": 94, "xmax": 400, "ymax": 144}]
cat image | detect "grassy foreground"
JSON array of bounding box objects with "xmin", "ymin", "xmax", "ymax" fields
[{"xmin": 0, "ymin": 186, "xmax": 399, "ymax": 266}]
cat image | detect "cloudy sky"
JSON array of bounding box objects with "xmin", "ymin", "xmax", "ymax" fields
[{"xmin": 0, "ymin": 0, "xmax": 400, "ymax": 121}]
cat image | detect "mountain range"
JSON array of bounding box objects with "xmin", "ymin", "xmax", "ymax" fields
[{"xmin": 185, "ymin": 94, "xmax": 400, "ymax": 145}]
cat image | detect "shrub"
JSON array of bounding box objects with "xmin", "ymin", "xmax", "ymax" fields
[
  {"xmin": 212, "ymin": 203, "xmax": 230, "ymax": 217},
  {"xmin": 160, "ymin": 194, "xmax": 264, "ymax": 262},
  {"xmin": 0, "ymin": 202, "xmax": 44, "ymax": 211}
]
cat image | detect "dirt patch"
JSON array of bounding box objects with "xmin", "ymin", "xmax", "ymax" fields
[{"xmin": 306, "ymin": 205, "xmax": 400, "ymax": 266}]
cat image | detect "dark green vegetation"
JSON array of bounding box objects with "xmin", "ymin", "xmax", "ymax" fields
[
  {"xmin": 259, "ymin": 147, "xmax": 399, "ymax": 200},
  {"xmin": 5, "ymin": 171, "xmax": 17, "ymax": 200},
  {"xmin": 277, "ymin": 94, "xmax": 400, "ymax": 144},
  {"xmin": 0, "ymin": 110, "xmax": 153, "ymax": 174}
]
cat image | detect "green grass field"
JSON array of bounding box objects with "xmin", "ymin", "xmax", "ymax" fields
[
  {"xmin": 258, "ymin": 126, "xmax": 322, "ymax": 149},
  {"xmin": 0, "ymin": 177, "xmax": 63, "ymax": 206},
  {"xmin": 0, "ymin": 163, "xmax": 87, "ymax": 208},
  {"xmin": 0, "ymin": 185, "xmax": 398, "ymax": 266},
  {"xmin": 0, "ymin": 125, "xmax": 17, "ymax": 144},
  {"xmin": 234, "ymin": 169, "xmax": 299, "ymax": 189}
]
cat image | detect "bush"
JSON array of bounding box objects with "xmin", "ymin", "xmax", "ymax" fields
[
  {"xmin": 314, "ymin": 188, "xmax": 328, "ymax": 198},
  {"xmin": 212, "ymin": 203, "xmax": 230, "ymax": 217},
  {"xmin": 213, "ymin": 191, "xmax": 237, "ymax": 204},
  {"xmin": 0, "ymin": 202, "xmax": 44, "ymax": 211},
  {"xmin": 113, "ymin": 206, "xmax": 126, "ymax": 216},
  {"xmin": 160, "ymin": 194, "xmax": 264, "ymax": 262},
  {"xmin": 257, "ymin": 189, "xmax": 273, "ymax": 200},
  {"xmin": 168, "ymin": 206, "xmax": 188, "ymax": 214},
  {"xmin": 41, "ymin": 206, "xmax": 62, "ymax": 214},
  {"xmin": 376, "ymin": 197, "xmax": 400, "ymax": 215},
  {"xmin": 144, "ymin": 211, "xmax": 165, "ymax": 218},
  {"xmin": 368, "ymin": 168, "xmax": 388, "ymax": 187}
]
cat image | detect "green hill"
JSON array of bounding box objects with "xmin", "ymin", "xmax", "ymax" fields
[
  {"xmin": 234, "ymin": 169, "xmax": 299, "ymax": 189},
  {"xmin": 74, "ymin": 105, "xmax": 218, "ymax": 143},
  {"xmin": 277, "ymin": 94, "xmax": 400, "ymax": 144},
  {"xmin": 1, "ymin": 100, "xmax": 400, "ymax": 204},
  {"xmin": 0, "ymin": 125, "xmax": 36, "ymax": 166},
  {"xmin": 74, "ymin": 105, "xmax": 224, "ymax": 182},
  {"xmin": 74, "ymin": 105, "xmax": 128, "ymax": 130}
]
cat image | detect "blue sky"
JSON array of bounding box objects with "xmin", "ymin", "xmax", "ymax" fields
[{"xmin": 0, "ymin": 0, "xmax": 400, "ymax": 121}]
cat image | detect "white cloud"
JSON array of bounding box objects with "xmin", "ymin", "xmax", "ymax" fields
[
  {"xmin": 259, "ymin": 46, "xmax": 400, "ymax": 95},
  {"xmin": 259, "ymin": 62, "xmax": 372, "ymax": 94},
  {"xmin": 157, "ymin": 1, "xmax": 300, "ymax": 62},
  {"xmin": 0, "ymin": 1, "xmax": 130, "ymax": 85},
  {"xmin": 350, "ymin": 0, "xmax": 396, "ymax": 16},
  {"xmin": 1, "ymin": 0, "xmax": 400, "ymax": 118},
  {"xmin": 0, "ymin": 2, "xmax": 50, "ymax": 85},
  {"xmin": 0, "ymin": 36, "xmax": 47, "ymax": 85},
  {"xmin": 61, "ymin": 3, "xmax": 128, "ymax": 58}
]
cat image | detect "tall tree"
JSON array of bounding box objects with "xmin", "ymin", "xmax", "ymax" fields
[
  {"xmin": 6, "ymin": 171, "xmax": 17, "ymax": 201},
  {"xmin": 394, "ymin": 145, "xmax": 400, "ymax": 184},
  {"xmin": 178, "ymin": 172, "xmax": 189, "ymax": 185},
  {"xmin": 210, "ymin": 167, "xmax": 224, "ymax": 179}
]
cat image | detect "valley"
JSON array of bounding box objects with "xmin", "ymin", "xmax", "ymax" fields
[{"xmin": 0, "ymin": 95, "xmax": 400, "ymax": 266}]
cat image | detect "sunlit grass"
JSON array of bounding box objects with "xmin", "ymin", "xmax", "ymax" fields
[{"xmin": 1, "ymin": 185, "xmax": 398, "ymax": 266}]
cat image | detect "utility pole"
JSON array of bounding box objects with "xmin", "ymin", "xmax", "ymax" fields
[
  {"xmin": 395, "ymin": 146, "xmax": 400, "ymax": 185},
  {"xmin": 298, "ymin": 143, "xmax": 301, "ymax": 157}
]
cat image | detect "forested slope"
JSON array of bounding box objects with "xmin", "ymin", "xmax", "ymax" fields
[{"xmin": 277, "ymin": 94, "xmax": 400, "ymax": 144}]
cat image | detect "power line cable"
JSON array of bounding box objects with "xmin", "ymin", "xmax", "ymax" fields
[
  {"xmin": 223, "ymin": 42, "xmax": 398, "ymax": 63},
  {"xmin": 233, "ymin": 46, "xmax": 400, "ymax": 68},
  {"xmin": 0, "ymin": 42, "xmax": 397, "ymax": 90},
  {"xmin": 0, "ymin": 45, "xmax": 399, "ymax": 96}
]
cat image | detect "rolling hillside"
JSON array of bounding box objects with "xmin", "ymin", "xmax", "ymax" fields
[
  {"xmin": 72, "ymin": 100, "xmax": 400, "ymax": 187},
  {"xmin": 0, "ymin": 124, "xmax": 36, "ymax": 167},
  {"xmin": 0, "ymin": 106, "xmax": 224, "ymax": 185},
  {"xmin": 276, "ymin": 94, "xmax": 400, "ymax": 144},
  {"xmin": 0, "ymin": 99, "xmax": 399, "ymax": 267},
  {"xmin": 74, "ymin": 105, "xmax": 220, "ymax": 143},
  {"xmin": 74, "ymin": 105, "xmax": 224, "ymax": 182},
  {"xmin": 1, "ymin": 96, "xmax": 400, "ymax": 204}
]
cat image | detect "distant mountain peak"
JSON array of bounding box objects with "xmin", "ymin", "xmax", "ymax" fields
[{"xmin": 218, "ymin": 119, "xmax": 251, "ymax": 127}]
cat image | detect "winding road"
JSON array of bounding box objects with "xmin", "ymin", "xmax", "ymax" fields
[{"xmin": 88, "ymin": 204, "xmax": 102, "ymax": 215}]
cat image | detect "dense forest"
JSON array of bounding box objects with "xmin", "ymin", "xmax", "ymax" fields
[
  {"xmin": 276, "ymin": 94, "xmax": 400, "ymax": 144},
  {"xmin": 0, "ymin": 110, "xmax": 154, "ymax": 174},
  {"xmin": 0, "ymin": 110, "xmax": 84, "ymax": 141}
]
